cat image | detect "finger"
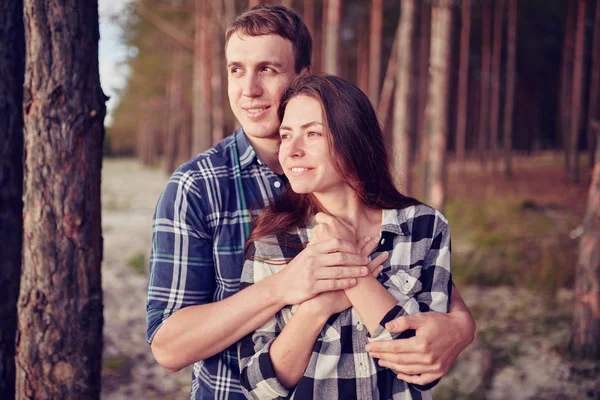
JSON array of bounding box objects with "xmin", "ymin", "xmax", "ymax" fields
[
  {"xmin": 359, "ymin": 236, "xmax": 379, "ymax": 256},
  {"xmin": 367, "ymin": 351, "xmax": 429, "ymax": 366},
  {"xmin": 367, "ymin": 251, "xmax": 389, "ymax": 273},
  {"xmin": 311, "ymin": 238, "xmax": 358, "ymax": 255},
  {"xmin": 365, "ymin": 337, "xmax": 418, "ymax": 354},
  {"xmin": 385, "ymin": 313, "xmax": 425, "ymax": 333},
  {"xmin": 313, "ymin": 266, "xmax": 369, "ymax": 280},
  {"xmin": 371, "ymin": 265, "xmax": 384, "ymax": 278},
  {"xmin": 315, "ymin": 212, "xmax": 334, "ymax": 225},
  {"xmin": 314, "ymin": 278, "xmax": 357, "ymax": 293},
  {"xmin": 356, "ymin": 235, "xmax": 371, "ymax": 250},
  {"xmin": 378, "ymin": 360, "xmax": 435, "ymax": 375},
  {"xmin": 396, "ymin": 372, "xmax": 441, "ymax": 386},
  {"xmin": 323, "ymin": 251, "xmax": 370, "ymax": 266}
]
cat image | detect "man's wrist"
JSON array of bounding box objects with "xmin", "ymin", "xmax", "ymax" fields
[
  {"xmin": 451, "ymin": 308, "xmax": 476, "ymax": 347},
  {"xmin": 297, "ymin": 301, "xmax": 330, "ymax": 326}
]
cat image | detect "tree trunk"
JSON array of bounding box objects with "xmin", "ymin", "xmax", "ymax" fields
[
  {"xmin": 368, "ymin": 0, "xmax": 383, "ymax": 106},
  {"xmin": 211, "ymin": 0, "xmax": 225, "ymax": 145},
  {"xmin": 455, "ymin": 0, "xmax": 471, "ymax": 163},
  {"xmin": 587, "ymin": 1, "xmax": 600, "ymax": 167},
  {"xmin": 489, "ymin": 0, "xmax": 504, "ymax": 171},
  {"xmin": 503, "ymin": 0, "xmax": 517, "ymax": 177},
  {"xmin": 417, "ymin": 2, "xmax": 432, "ymax": 198},
  {"xmin": 356, "ymin": 10, "xmax": 369, "ymax": 94},
  {"xmin": 425, "ymin": 2, "xmax": 453, "ymax": 211},
  {"xmin": 166, "ymin": 44, "xmax": 185, "ymax": 174},
  {"xmin": 193, "ymin": 0, "xmax": 212, "ymax": 155},
  {"xmin": 249, "ymin": 0, "xmax": 261, "ymax": 7},
  {"xmin": 323, "ymin": 0, "xmax": 341, "ymax": 75},
  {"xmin": 393, "ymin": 0, "xmax": 418, "ymax": 194},
  {"xmin": 303, "ymin": 0, "xmax": 315, "ymax": 38},
  {"xmin": 569, "ymin": 0, "xmax": 587, "ymax": 183},
  {"xmin": 561, "ymin": 1, "xmax": 576, "ymax": 176},
  {"xmin": 478, "ymin": 1, "xmax": 492, "ymax": 166},
  {"xmin": 16, "ymin": 0, "xmax": 105, "ymax": 398},
  {"xmin": 377, "ymin": 26, "xmax": 399, "ymax": 130},
  {"xmin": 0, "ymin": 1, "xmax": 24, "ymax": 397},
  {"xmin": 571, "ymin": 119, "xmax": 600, "ymax": 359}
]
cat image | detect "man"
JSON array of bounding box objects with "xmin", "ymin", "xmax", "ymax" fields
[{"xmin": 147, "ymin": 5, "xmax": 475, "ymax": 399}]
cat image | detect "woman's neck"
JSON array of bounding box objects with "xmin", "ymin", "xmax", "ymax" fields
[{"xmin": 314, "ymin": 187, "xmax": 382, "ymax": 238}]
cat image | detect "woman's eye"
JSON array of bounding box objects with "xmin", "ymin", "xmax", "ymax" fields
[{"xmin": 308, "ymin": 131, "xmax": 321, "ymax": 137}]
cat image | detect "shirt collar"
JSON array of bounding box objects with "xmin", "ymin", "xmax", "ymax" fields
[
  {"xmin": 381, "ymin": 208, "xmax": 411, "ymax": 236},
  {"xmin": 234, "ymin": 127, "xmax": 259, "ymax": 171}
]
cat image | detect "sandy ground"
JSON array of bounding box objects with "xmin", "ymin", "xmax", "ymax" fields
[
  {"xmin": 101, "ymin": 159, "xmax": 190, "ymax": 399},
  {"xmin": 100, "ymin": 157, "xmax": 599, "ymax": 399}
]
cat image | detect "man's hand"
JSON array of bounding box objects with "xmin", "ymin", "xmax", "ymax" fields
[
  {"xmin": 311, "ymin": 212, "xmax": 357, "ymax": 245},
  {"xmin": 274, "ymin": 238, "xmax": 370, "ymax": 305},
  {"xmin": 365, "ymin": 311, "xmax": 475, "ymax": 386}
]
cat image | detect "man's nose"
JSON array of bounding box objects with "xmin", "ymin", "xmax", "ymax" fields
[{"xmin": 242, "ymin": 73, "xmax": 262, "ymax": 97}]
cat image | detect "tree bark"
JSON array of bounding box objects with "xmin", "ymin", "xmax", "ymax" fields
[
  {"xmin": 587, "ymin": 1, "xmax": 600, "ymax": 167},
  {"xmin": 211, "ymin": 0, "xmax": 225, "ymax": 145},
  {"xmin": 503, "ymin": 0, "xmax": 517, "ymax": 177},
  {"xmin": 357, "ymin": 9, "xmax": 369, "ymax": 94},
  {"xmin": 417, "ymin": 2, "xmax": 432, "ymax": 197},
  {"xmin": 561, "ymin": 1, "xmax": 576, "ymax": 176},
  {"xmin": 393, "ymin": 0, "xmax": 418, "ymax": 194},
  {"xmin": 166, "ymin": 45, "xmax": 185, "ymax": 174},
  {"xmin": 478, "ymin": 1, "xmax": 492, "ymax": 166},
  {"xmin": 425, "ymin": 2, "xmax": 453, "ymax": 211},
  {"xmin": 571, "ymin": 119, "xmax": 600, "ymax": 359},
  {"xmin": 193, "ymin": 0, "xmax": 213, "ymax": 155},
  {"xmin": 368, "ymin": 0, "xmax": 383, "ymax": 106},
  {"xmin": 0, "ymin": 1, "xmax": 25, "ymax": 398},
  {"xmin": 323, "ymin": 0, "xmax": 341, "ymax": 75},
  {"xmin": 377, "ymin": 26, "xmax": 399, "ymax": 130},
  {"xmin": 455, "ymin": 0, "xmax": 471, "ymax": 163},
  {"xmin": 489, "ymin": 0, "xmax": 504, "ymax": 170},
  {"xmin": 569, "ymin": 0, "xmax": 587, "ymax": 183},
  {"xmin": 16, "ymin": 0, "xmax": 105, "ymax": 398}
]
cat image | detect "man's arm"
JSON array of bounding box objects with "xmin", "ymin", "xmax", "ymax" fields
[{"xmin": 365, "ymin": 286, "xmax": 475, "ymax": 385}]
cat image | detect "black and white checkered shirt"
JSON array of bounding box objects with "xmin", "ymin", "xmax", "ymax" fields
[{"xmin": 238, "ymin": 205, "xmax": 452, "ymax": 400}]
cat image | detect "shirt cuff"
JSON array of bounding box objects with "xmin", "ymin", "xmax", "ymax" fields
[{"xmin": 240, "ymin": 340, "xmax": 290, "ymax": 399}]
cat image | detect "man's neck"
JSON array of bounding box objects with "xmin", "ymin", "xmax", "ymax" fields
[{"xmin": 246, "ymin": 135, "xmax": 283, "ymax": 175}]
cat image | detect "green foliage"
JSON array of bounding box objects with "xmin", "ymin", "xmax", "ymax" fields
[
  {"xmin": 127, "ymin": 252, "xmax": 147, "ymax": 275},
  {"xmin": 102, "ymin": 356, "xmax": 126, "ymax": 371}
]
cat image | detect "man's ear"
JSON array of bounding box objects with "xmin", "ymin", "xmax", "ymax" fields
[{"xmin": 300, "ymin": 65, "xmax": 312, "ymax": 76}]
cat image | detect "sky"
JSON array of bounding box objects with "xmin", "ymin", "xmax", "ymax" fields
[{"xmin": 99, "ymin": 0, "xmax": 132, "ymax": 126}]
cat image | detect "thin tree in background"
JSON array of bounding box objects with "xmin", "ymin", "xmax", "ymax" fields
[
  {"xmin": 425, "ymin": 2, "xmax": 453, "ymax": 211},
  {"xmin": 478, "ymin": 1, "xmax": 492, "ymax": 166},
  {"xmin": 455, "ymin": 0, "xmax": 471, "ymax": 163},
  {"xmin": 323, "ymin": 0, "xmax": 341, "ymax": 75},
  {"xmin": 303, "ymin": 0, "xmax": 315, "ymax": 36},
  {"xmin": 587, "ymin": 1, "xmax": 600, "ymax": 166},
  {"xmin": 357, "ymin": 9, "xmax": 369, "ymax": 94},
  {"xmin": 417, "ymin": 2, "xmax": 431, "ymax": 197},
  {"xmin": 16, "ymin": 0, "xmax": 105, "ymax": 397},
  {"xmin": 377, "ymin": 26, "xmax": 399, "ymax": 129},
  {"xmin": 561, "ymin": 2, "xmax": 576, "ymax": 176},
  {"xmin": 503, "ymin": 0, "xmax": 517, "ymax": 177},
  {"xmin": 166, "ymin": 45, "xmax": 185, "ymax": 174},
  {"xmin": 368, "ymin": 0, "xmax": 383, "ymax": 106},
  {"xmin": 249, "ymin": 0, "xmax": 261, "ymax": 7},
  {"xmin": 569, "ymin": 0, "xmax": 587, "ymax": 183},
  {"xmin": 0, "ymin": 1, "xmax": 24, "ymax": 397},
  {"xmin": 193, "ymin": 0, "xmax": 213, "ymax": 155},
  {"xmin": 211, "ymin": 0, "xmax": 225, "ymax": 145},
  {"xmin": 489, "ymin": 0, "xmax": 504, "ymax": 170},
  {"xmin": 571, "ymin": 118, "xmax": 600, "ymax": 359},
  {"xmin": 393, "ymin": 0, "xmax": 418, "ymax": 193}
]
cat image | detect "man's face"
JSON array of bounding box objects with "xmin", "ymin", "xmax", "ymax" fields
[{"xmin": 226, "ymin": 33, "xmax": 302, "ymax": 141}]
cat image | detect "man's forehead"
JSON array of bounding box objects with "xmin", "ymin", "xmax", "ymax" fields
[{"xmin": 225, "ymin": 33, "xmax": 294, "ymax": 63}]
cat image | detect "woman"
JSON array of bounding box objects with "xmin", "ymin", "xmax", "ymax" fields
[{"xmin": 238, "ymin": 75, "xmax": 452, "ymax": 400}]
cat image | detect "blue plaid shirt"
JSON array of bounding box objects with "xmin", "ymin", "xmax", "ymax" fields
[{"xmin": 146, "ymin": 129, "xmax": 286, "ymax": 400}]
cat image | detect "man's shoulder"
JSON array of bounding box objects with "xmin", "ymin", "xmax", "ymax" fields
[{"xmin": 176, "ymin": 134, "xmax": 238, "ymax": 176}]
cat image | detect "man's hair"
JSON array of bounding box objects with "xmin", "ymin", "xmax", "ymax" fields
[{"xmin": 225, "ymin": 5, "xmax": 312, "ymax": 73}]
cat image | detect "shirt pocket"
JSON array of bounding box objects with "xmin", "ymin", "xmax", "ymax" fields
[{"xmin": 385, "ymin": 265, "xmax": 423, "ymax": 299}]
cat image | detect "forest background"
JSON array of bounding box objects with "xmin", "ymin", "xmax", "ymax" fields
[{"xmin": 1, "ymin": 0, "xmax": 599, "ymax": 399}]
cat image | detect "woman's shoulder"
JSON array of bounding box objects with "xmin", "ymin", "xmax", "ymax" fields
[{"xmin": 387, "ymin": 204, "xmax": 449, "ymax": 236}]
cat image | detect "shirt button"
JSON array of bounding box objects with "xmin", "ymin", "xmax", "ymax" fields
[
  {"xmin": 356, "ymin": 323, "xmax": 364, "ymax": 331},
  {"xmin": 380, "ymin": 238, "xmax": 385, "ymax": 245},
  {"xmin": 274, "ymin": 181, "xmax": 282, "ymax": 188},
  {"xmin": 359, "ymin": 363, "xmax": 366, "ymax": 372}
]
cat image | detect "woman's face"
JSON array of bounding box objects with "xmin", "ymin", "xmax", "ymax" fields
[{"xmin": 278, "ymin": 95, "xmax": 346, "ymax": 195}]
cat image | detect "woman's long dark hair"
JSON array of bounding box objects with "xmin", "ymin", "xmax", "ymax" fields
[{"xmin": 245, "ymin": 75, "xmax": 420, "ymax": 255}]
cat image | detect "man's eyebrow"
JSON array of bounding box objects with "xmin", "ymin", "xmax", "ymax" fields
[
  {"xmin": 280, "ymin": 121, "xmax": 322, "ymax": 131},
  {"xmin": 226, "ymin": 61, "xmax": 286, "ymax": 68}
]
